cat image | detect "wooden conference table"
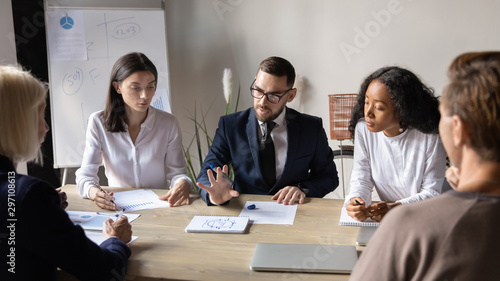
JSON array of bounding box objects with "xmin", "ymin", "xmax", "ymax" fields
[{"xmin": 58, "ymin": 185, "xmax": 364, "ymax": 281}]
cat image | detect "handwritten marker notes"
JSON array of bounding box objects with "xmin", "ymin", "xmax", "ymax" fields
[
  {"xmin": 113, "ymin": 189, "xmax": 169, "ymax": 212},
  {"xmin": 185, "ymin": 216, "xmax": 250, "ymax": 233}
]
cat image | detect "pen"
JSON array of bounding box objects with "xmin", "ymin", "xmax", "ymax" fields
[
  {"xmin": 354, "ymin": 199, "xmax": 363, "ymax": 206},
  {"xmin": 96, "ymin": 211, "xmax": 125, "ymax": 218},
  {"xmin": 117, "ymin": 208, "xmax": 125, "ymax": 218},
  {"xmin": 93, "ymin": 182, "xmax": 120, "ymax": 209},
  {"xmin": 209, "ymin": 164, "xmax": 235, "ymax": 187}
]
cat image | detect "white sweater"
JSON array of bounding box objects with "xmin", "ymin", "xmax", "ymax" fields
[{"xmin": 346, "ymin": 120, "xmax": 446, "ymax": 206}]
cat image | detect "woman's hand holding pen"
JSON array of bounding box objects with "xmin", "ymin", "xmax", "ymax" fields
[
  {"xmin": 89, "ymin": 186, "xmax": 117, "ymax": 211},
  {"xmin": 367, "ymin": 201, "xmax": 401, "ymax": 221},
  {"xmin": 103, "ymin": 216, "xmax": 132, "ymax": 244},
  {"xmin": 158, "ymin": 179, "xmax": 190, "ymax": 207},
  {"xmin": 347, "ymin": 198, "xmax": 401, "ymax": 222},
  {"xmin": 346, "ymin": 197, "xmax": 371, "ymax": 221},
  {"xmin": 196, "ymin": 165, "xmax": 239, "ymax": 205}
]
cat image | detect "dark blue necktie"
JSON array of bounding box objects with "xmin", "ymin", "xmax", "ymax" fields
[{"xmin": 260, "ymin": 122, "xmax": 276, "ymax": 187}]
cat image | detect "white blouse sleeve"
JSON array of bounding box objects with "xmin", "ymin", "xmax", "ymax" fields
[
  {"xmin": 164, "ymin": 117, "xmax": 193, "ymax": 190},
  {"xmin": 397, "ymin": 134, "xmax": 446, "ymax": 204},
  {"xmin": 345, "ymin": 122, "xmax": 375, "ymax": 206},
  {"xmin": 75, "ymin": 113, "xmax": 103, "ymax": 198}
]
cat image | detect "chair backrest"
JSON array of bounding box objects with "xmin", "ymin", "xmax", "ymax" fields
[{"xmin": 328, "ymin": 94, "xmax": 358, "ymax": 141}]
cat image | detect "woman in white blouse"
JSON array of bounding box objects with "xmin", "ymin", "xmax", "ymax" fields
[
  {"xmin": 345, "ymin": 66, "xmax": 446, "ymax": 221},
  {"xmin": 76, "ymin": 52, "xmax": 192, "ymax": 209}
]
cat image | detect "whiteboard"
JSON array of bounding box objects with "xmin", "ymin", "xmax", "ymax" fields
[{"xmin": 45, "ymin": 5, "xmax": 170, "ymax": 168}]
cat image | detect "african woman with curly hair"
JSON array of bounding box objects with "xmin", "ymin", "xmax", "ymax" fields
[{"xmin": 345, "ymin": 66, "xmax": 447, "ymax": 222}]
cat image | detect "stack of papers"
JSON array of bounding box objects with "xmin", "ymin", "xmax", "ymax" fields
[
  {"xmin": 113, "ymin": 189, "xmax": 170, "ymax": 212},
  {"xmin": 67, "ymin": 211, "xmax": 141, "ymax": 230},
  {"xmin": 67, "ymin": 211, "xmax": 140, "ymax": 245},
  {"xmin": 238, "ymin": 201, "xmax": 297, "ymax": 225},
  {"xmin": 84, "ymin": 231, "xmax": 139, "ymax": 245}
]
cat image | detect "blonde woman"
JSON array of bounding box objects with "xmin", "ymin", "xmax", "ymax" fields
[{"xmin": 0, "ymin": 65, "xmax": 132, "ymax": 281}]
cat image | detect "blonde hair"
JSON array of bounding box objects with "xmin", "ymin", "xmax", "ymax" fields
[{"xmin": 0, "ymin": 65, "xmax": 47, "ymax": 164}]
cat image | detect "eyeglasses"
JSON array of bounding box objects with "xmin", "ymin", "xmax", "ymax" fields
[{"xmin": 250, "ymin": 79, "xmax": 293, "ymax": 104}]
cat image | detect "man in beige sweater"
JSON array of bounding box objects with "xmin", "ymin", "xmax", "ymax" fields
[{"xmin": 350, "ymin": 51, "xmax": 500, "ymax": 280}]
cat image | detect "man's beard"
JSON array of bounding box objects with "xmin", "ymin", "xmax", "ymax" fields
[{"xmin": 254, "ymin": 103, "xmax": 286, "ymax": 123}]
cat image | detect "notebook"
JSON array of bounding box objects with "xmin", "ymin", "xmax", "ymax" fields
[
  {"xmin": 339, "ymin": 205, "xmax": 380, "ymax": 227},
  {"xmin": 250, "ymin": 243, "xmax": 357, "ymax": 273},
  {"xmin": 356, "ymin": 226, "xmax": 378, "ymax": 246},
  {"xmin": 185, "ymin": 215, "xmax": 250, "ymax": 233}
]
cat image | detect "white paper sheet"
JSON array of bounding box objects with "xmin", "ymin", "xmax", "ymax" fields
[
  {"xmin": 84, "ymin": 231, "xmax": 138, "ymax": 245},
  {"xmin": 46, "ymin": 10, "xmax": 87, "ymax": 61},
  {"xmin": 238, "ymin": 201, "xmax": 298, "ymax": 225},
  {"xmin": 67, "ymin": 211, "xmax": 141, "ymax": 230},
  {"xmin": 112, "ymin": 189, "xmax": 169, "ymax": 212}
]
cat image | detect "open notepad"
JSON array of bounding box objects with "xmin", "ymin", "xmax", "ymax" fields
[
  {"xmin": 185, "ymin": 215, "xmax": 250, "ymax": 233},
  {"xmin": 339, "ymin": 205, "xmax": 380, "ymax": 227}
]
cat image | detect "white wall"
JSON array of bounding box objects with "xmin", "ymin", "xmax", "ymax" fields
[
  {"xmin": 0, "ymin": 0, "xmax": 17, "ymax": 65},
  {"xmin": 165, "ymin": 0, "xmax": 500, "ymax": 196},
  {"xmin": 5, "ymin": 1, "xmax": 499, "ymax": 187}
]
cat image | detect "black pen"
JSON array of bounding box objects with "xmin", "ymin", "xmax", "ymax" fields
[
  {"xmin": 354, "ymin": 199, "xmax": 363, "ymax": 206},
  {"xmin": 93, "ymin": 182, "xmax": 121, "ymax": 210}
]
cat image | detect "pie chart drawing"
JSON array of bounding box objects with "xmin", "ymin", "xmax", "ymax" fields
[{"xmin": 60, "ymin": 16, "xmax": 74, "ymax": 30}]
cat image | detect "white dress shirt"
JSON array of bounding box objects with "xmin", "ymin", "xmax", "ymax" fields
[
  {"xmin": 257, "ymin": 108, "xmax": 288, "ymax": 180},
  {"xmin": 345, "ymin": 120, "xmax": 446, "ymax": 206},
  {"xmin": 76, "ymin": 107, "xmax": 192, "ymax": 198}
]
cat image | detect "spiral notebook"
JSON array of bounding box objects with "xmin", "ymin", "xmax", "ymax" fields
[
  {"xmin": 185, "ymin": 215, "xmax": 250, "ymax": 233},
  {"xmin": 339, "ymin": 205, "xmax": 380, "ymax": 227}
]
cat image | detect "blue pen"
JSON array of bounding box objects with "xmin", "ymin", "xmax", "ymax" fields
[{"xmin": 209, "ymin": 163, "xmax": 235, "ymax": 187}]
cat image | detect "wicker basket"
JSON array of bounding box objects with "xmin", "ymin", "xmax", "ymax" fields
[{"xmin": 328, "ymin": 94, "xmax": 357, "ymax": 141}]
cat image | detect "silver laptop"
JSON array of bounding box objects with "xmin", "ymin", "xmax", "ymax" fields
[{"xmin": 249, "ymin": 243, "xmax": 357, "ymax": 273}]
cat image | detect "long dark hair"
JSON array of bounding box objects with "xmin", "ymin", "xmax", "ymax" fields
[
  {"xmin": 102, "ymin": 52, "xmax": 158, "ymax": 132},
  {"xmin": 348, "ymin": 66, "xmax": 440, "ymax": 138}
]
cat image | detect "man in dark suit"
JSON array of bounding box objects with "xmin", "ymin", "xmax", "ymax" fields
[{"xmin": 197, "ymin": 56, "xmax": 338, "ymax": 205}]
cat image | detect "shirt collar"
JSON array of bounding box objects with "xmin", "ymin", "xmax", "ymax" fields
[
  {"xmin": 142, "ymin": 106, "xmax": 156, "ymax": 130},
  {"xmin": 123, "ymin": 106, "xmax": 155, "ymax": 131}
]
